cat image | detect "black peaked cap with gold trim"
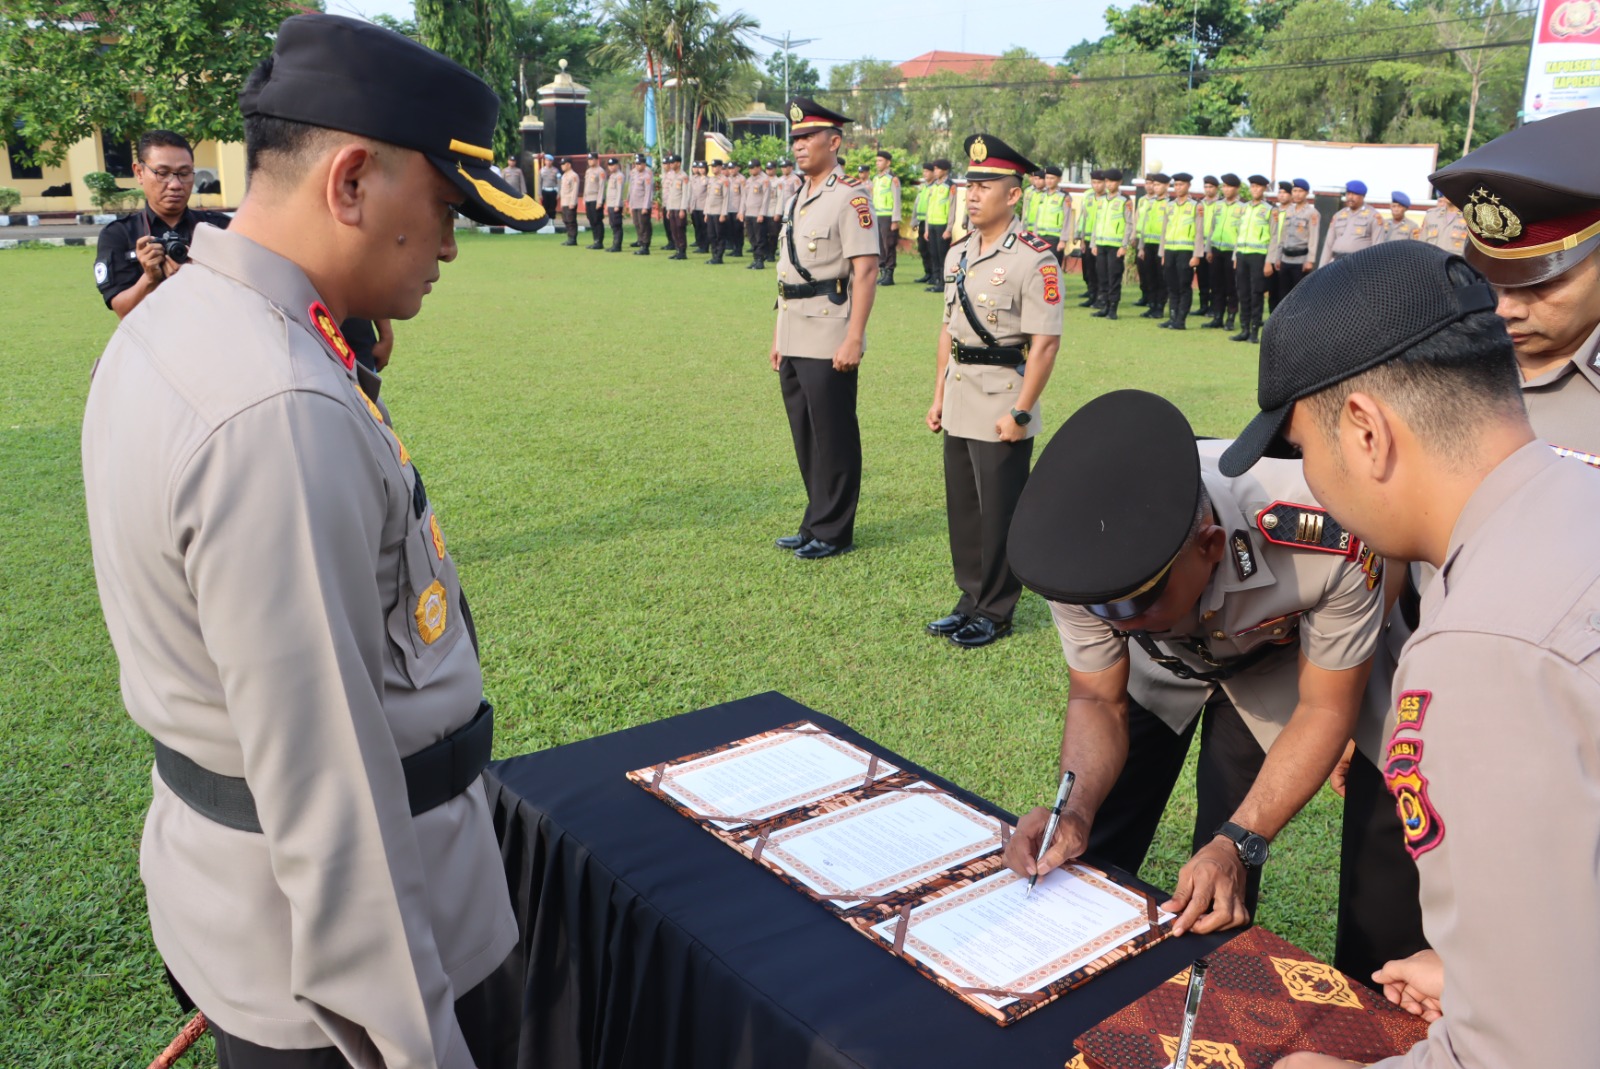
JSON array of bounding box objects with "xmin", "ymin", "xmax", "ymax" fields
[
  {"xmin": 1430, "ymin": 108, "xmax": 1600, "ymax": 288},
  {"xmin": 241, "ymin": 13, "xmax": 545, "ymax": 231},
  {"xmin": 787, "ymin": 96, "xmax": 852, "ymax": 134},
  {"xmin": 964, "ymin": 133, "xmax": 1036, "ymax": 180},
  {"xmin": 1009, "ymin": 390, "xmax": 1202, "ymax": 605}
]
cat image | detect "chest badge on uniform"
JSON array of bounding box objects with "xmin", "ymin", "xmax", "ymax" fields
[
  {"xmin": 1230, "ymin": 530, "xmax": 1257, "ymax": 581},
  {"xmin": 415, "ymin": 579, "xmax": 448, "ymax": 644},
  {"xmin": 989, "ymin": 267, "xmax": 1007, "ymax": 286},
  {"xmin": 309, "ymin": 301, "xmax": 356, "ymax": 372}
]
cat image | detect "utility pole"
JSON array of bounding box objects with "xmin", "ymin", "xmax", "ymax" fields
[{"xmin": 755, "ymin": 31, "xmax": 820, "ymax": 140}]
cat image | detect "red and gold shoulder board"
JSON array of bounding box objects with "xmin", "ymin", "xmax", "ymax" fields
[
  {"xmin": 309, "ymin": 301, "xmax": 355, "ymax": 372},
  {"xmin": 1255, "ymin": 501, "xmax": 1360, "ymax": 559},
  {"xmin": 1018, "ymin": 231, "xmax": 1053, "ymax": 253}
]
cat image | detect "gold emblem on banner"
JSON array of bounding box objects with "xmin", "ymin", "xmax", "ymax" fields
[
  {"xmin": 1552, "ymin": 0, "xmax": 1600, "ymax": 37},
  {"xmin": 969, "ymin": 136, "xmax": 988, "ymax": 163},
  {"xmin": 1465, "ymin": 187, "xmax": 1523, "ymax": 242},
  {"xmin": 1270, "ymin": 956, "xmax": 1364, "ymax": 1009},
  {"xmin": 1158, "ymin": 1034, "xmax": 1246, "ymax": 1069},
  {"xmin": 415, "ymin": 580, "xmax": 447, "ymax": 644},
  {"xmin": 789, "ymin": 103, "xmax": 803, "ymax": 122}
]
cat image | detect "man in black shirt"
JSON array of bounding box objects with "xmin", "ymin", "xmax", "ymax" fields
[{"xmin": 94, "ymin": 130, "xmax": 232, "ymax": 319}]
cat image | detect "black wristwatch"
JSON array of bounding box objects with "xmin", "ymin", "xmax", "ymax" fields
[
  {"xmin": 1009, "ymin": 407, "xmax": 1032, "ymax": 426},
  {"xmin": 1214, "ymin": 821, "xmax": 1271, "ymax": 868}
]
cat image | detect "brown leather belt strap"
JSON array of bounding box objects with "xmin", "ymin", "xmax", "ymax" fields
[{"xmin": 154, "ymin": 700, "xmax": 494, "ymax": 833}]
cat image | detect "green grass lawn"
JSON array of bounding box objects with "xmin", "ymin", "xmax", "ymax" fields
[{"xmin": 0, "ymin": 228, "xmax": 1340, "ymax": 1066}]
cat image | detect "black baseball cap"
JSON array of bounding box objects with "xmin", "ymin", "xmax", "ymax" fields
[
  {"xmin": 1219, "ymin": 242, "xmax": 1498, "ymax": 476},
  {"xmin": 241, "ymin": 13, "xmax": 544, "ymax": 231},
  {"xmin": 1009, "ymin": 391, "xmax": 1202, "ymax": 618}
]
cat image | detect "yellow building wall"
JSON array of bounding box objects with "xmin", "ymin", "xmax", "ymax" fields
[{"xmin": 1, "ymin": 132, "xmax": 243, "ymax": 215}]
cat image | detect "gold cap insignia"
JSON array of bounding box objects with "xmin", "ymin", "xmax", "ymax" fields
[
  {"xmin": 789, "ymin": 103, "xmax": 803, "ymax": 122},
  {"xmin": 1465, "ymin": 187, "xmax": 1523, "ymax": 242},
  {"xmin": 969, "ymin": 137, "xmax": 988, "ymax": 163},
  {"xmin": 415, "ymin": 580, "xmax": 448, "ymax": 644}
]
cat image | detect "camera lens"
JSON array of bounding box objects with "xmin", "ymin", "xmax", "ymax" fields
[{"xmin": 159, "ymin": 232, "xmax": 190, "ymax": 264}]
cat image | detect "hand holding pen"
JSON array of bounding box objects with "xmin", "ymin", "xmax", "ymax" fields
[{"xmin": 1026, "ymin": 771, "xmax": 1076, "ymax": 897}]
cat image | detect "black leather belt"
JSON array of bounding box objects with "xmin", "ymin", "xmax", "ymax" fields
[
  {"xmin": 153, "ymin": 700, "xmax": 494, "ymax": 833},
  {"xmin": 952, "ymin": 341, "xmax": 1026, "ymax": 366},
  {"xmin": 779, "ymin": 278, "xmax": 848, "ymax": 300}
]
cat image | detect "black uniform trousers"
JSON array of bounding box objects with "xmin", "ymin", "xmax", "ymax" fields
[
  {"xmin": 584, "ymin": 200, "xmax": 603, "ymax": 245},
  {"xmin": 1086, "ymin": 692, "xmax": 1266, "ymax": 914},
  {"xmin": 560, "ymin": 205, "xmax": 579, "ymax": 241},
  {"xmin": 943, "ymin": 433, "xmax": 1032, "ymax": 625},
  {"xmin": 1138, "ymin": 242, "xmax": 1166, "ymax": 309},
  {"xmin": 1162, "ymin": 250, "xmax": 1195, "ymax": 324},
  {"xmin": 1234, "ymin": 252, "xmax": 1268, "ymax": 328},
  {"xmin": 727, "ymin": 215, "xmax": 745, "ymax": 256},
  {"xmin": 606, "ymin": 207, "xmax": 624, "ymax": 251},
  {"xmin": 876, "ymin": 216, "xmax": 898, "ymax": 272},
  {"xmin": 778, "ymin": 356, "xmax": 861, "ymax": 547},
  {"xmin": 540, "ymin": 188, "xmax": 558, "ymax": 222},
  {"xmin": 926, "ymin": 226, "xmax": 951, "ymax": 289},
  {"xmin": 1095, "ymin": 245, "xmax": 1125, "ymax": 309},
  {"xmin": 1081, "ymin": 241, "xmax": 1099, "ymax": 296},
  {"xmin": 199, "ymin": 949, "xmax": 521, "ymax": 1069},
  {"xmin": 1196, "ymin": 252, "xmax": 1212, "ymax": 311},
  {"xmin": 1335, "ymin": 750, "xmax": 1428, "ymax": 981},
  {"xmin": 917, "ymin": 222, "xmax": 932, "ymax": 278},
  {"xmin": 1210, "ymin": 249, "xmax": 1237, "ymax": 314},
  {"xmin": 690, "ymin": 208, "xmax": 707, "ymax": 251},
  {"xmin": 1277, "ymin": 261, "xmax": 1309, "ymax": 305},
  {"xmin": 744, "ymin": 215, "xmax": 766, "ymax": 261},
  {"xmin": 766, "ymin": 217, "xmax": 781, "ymax": 260},
  {"xmin": 631, "ymin": 208, "xmax": 652, "ymax": 250}
]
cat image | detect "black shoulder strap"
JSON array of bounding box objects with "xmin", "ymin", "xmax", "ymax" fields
[
  {"xmin": 1129, "ymin": 628, "xmax": 1294, "ymax": 683},
  {"xmin": 785, "ymin": 183, "xmax": 815, "ymax": 283},
  {"xmin": 953, "ymin": 243, "xmax": 1000, "ymax": 348}
]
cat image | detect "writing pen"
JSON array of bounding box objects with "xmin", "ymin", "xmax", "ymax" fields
[
  {"xmin": 1172, "ymin": 958, "xmax": 1209, "ymax": 1069},
  {"xmin": 1026, "ymin": 770, "xmax": 1075, "ymax": 897}
]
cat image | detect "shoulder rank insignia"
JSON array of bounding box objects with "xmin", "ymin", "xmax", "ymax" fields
[
  {"xmin": 1002, "ymin": 233, "xmax": 1017, "ymax": 250},
  {"xmin": 1229, "ymin": 529, "xmax": 1257, "ymax": 581},
  {"xmin": 309, "ymin": 301, "xmax": 355, "ymax": 372},
  {"xmin": 1551, "ymin": 443, "xmax": 1600, "ymax": 469},
  {"xmin": 1018, "ymin": 231, "xmax": 1053, "ymax": 253},
  {"xmin": 824, "ymin": 174, "xmax": 837, "ymax": 188},
  {"xmin": 1255, "ymin": 501, "xmax": 1359, "ymax": 559}
]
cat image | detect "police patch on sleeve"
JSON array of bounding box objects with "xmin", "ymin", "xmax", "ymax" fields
[
  {"xmin": 94, "ymin": 261, "xmax": 109, "ymax": 285},
  {"xmin": 1384, "ymin": 736, "xmax": 1444, "ymax": 859},
  {"xmin": 1040, "ymin": 263, "xmax": 1061, "ymax": 305},
  {"xmin": 850, "ymin": 195, "xmax": 873, "ymax": 229}
]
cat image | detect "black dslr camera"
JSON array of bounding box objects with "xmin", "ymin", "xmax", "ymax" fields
[{"xmin": 154, "ymin": 230, "xmax": 190, "ymax": 264}]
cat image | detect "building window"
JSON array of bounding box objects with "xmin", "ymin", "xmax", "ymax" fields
[
  {"xmin": 5, "ymin": 133, "xmax": 43, "ymax": 180},
  {"xmin": 103, "ymin": 138, "xmax": 135, "ymax": 178}
]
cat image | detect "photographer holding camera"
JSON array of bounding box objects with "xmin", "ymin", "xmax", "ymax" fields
[{"xmin": 94, "ymin": 130, "xmax": 232, "ymax": 319}]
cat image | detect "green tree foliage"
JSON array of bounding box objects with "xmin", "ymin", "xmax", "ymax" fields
[
  {"xmin": 0, "ymin": 0, "xmax": 299, "ymax": 166},
  {"xmin": 418, "ymin": 0, "xmax": 522, "ymax": 161},
  {"xmin": 727, "ymin": 133, "xmax": 787, "ymax": 167},
  {"xmin": 1035, "ymin": 50, "xmax": 1187, "ymax": 168},
  {"xmin": 756, "ymin": 50, "xmax": 821, "ymax": 105}
]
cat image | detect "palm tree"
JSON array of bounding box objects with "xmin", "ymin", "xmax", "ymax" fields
[
  {"xmin": 593, "ymin": 0, "xmax": 671, "ymax": 149},
  {"xmin": 673, "ymin": 6, "xmax": 759, "ymax": 164}
]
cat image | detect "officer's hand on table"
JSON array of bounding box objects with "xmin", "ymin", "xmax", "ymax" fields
[
  {"xmin": 1161, "ymin": 837, "xmax": 1251, "ymax": 936},
  {"xmin": 996, "ymin": 412, "xmax": 1026, "ymax": 442},
  {"xmin": 926, "ymin": 401, "xmax": 942, "ymax": 433},
  {"xmin": 1264, "ymin": 261, "xmax": 1276, "ymax": 276},
  {"xmin": 1273, "ymin": 1054, "xmax": 1362, "ymax": 1068},
  {"xmin": 1004, "ymin": 806, "xmax": 1090, "ymax": 879},
  {"xmin": 832, "ymin": 338, "xmax": 863, "ymax": 373},
  {"xmin": 769, "ymin": 343, "xmax": 782, "ymax": 372},
  {"xmin": 1328, "ymin": 739, "xmax": 1356, "ymax": 797},
  {"xmin": 1374, "ymin": 949, "xmax": 1443, "ymax": 1022},
  {"xmin": 135, "ymin": 235, "xmax": 178, "ymax": 284}
]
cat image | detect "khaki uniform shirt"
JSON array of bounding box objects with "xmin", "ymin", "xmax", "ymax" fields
[
  {"xmin": 1379, "ymin": 214, "xmax": 1419, "ymax": 242},
  {"xmin": 1318, "ymin": 205, "xmax": 1382, "ymax": 265},
  {"xmin": 1523, "ymin": 322, "xmax": 1600, "ymax": 452},
  {"xmin": 1268, "ymin": 202, "xmax": 1321, "ymax": 264},
  {"xmin": 661, "ymin": 170, "xmax": 688, "ymax": 211},
  {"xmin": 774, "ymin": 170, "xmax": 880, "ymax": 360},
  {"xmin": 80, "ymin": 225, "xmax": 515, "ymax": 1062},
  {"xmin": 939, "ymin": 219, "xmax": 1063, "ymax": 441},
  {"xmin": 728, "ymin": 174, "xmax": 745, "ymax": 213},
  {"xmin": 627, "ymin": 167, "xmax": 654, "ymax": 211},
  {"xmin": 1052, "ymin": 441, "xmax": 1387, "ymax": 752},
  {"xmin": 1369, "ymin": 442, "xmax": 1600, "ymax": 1069},
  {"xmin": 689, "ymin": 173, "xmax": 707, "ymax": 211},
  {"xmin": 706, "ymin": 174, "xmax": 728, "ymax": 215},
  {"xmin": 742, "ymin": 173, "xmax": 770, "ymax": 218},
  {"xmin": 583, "ymin": 164, "xmax": 604, "ymax": 204},
  {"xmin": 1420, "ymin": 206, "xmax": 1469, "ymax": 253},
  {"xmin": 558, "ymin": 169, "xmax": 579, "ymax": 209},
  {"xmin": 503, "ymin": 165, "xmax": 527, "ymax": 198},
  {"xmin": 767, "ymin": 174, "xmax": 784, "ymax": 216},
  {"xmin": 604, "ymin": 170, "xmax": 624, "ymax": 209}
]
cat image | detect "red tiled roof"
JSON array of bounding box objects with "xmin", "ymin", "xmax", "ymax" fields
[{"xmin": 898, "ymin": 51, "xmax": 998, "ymax": 80}]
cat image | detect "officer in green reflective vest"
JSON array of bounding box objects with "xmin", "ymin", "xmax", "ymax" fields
[
  {"xmin": 1203, "ymin": 173, "xmax": 1243, "ymax": 331},
  {"xmin": 924, "ymin": 158, "xmax": 954, "ymax": 293},
  {"xmin": 1157, "ymin": 173, "xmax": 1206, "ymax": 330},
  {"xmin": 872, "ymin": 149, "xmax": 902, "ymax": 286},
  {"xmin": 914, "ymin": 162, "xmax": 934, "ymax": 283},
  {"xmin": 1231, "ymin": 174, "xmax": 1275, "ymax": 344},
  {"xmin": 1077, "ymin": 170, "xmax": 1104, "ymax": 304},
  {"xmin": 1197, "ymin": 175, "xmax": 1220, "ymax": 315},
  {"xmin": 1034, "ymin": 167, "xmax": 1071, "ymax": 263},
  {"xmin": 1090, "ymin": 168, "xmax": 1132, "ymax": 319},
  {"xmin": 1135, "ymin": 173, "xmax": 1171, "ymax": 316},
  {"xmin": 1023, "ymin": 169, "xmax": 1045, "ymax": 231}
]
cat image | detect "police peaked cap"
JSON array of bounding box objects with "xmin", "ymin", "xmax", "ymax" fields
[{"xmin": 241, "ymin": 13, "xmax": 543, "ymax": 231}]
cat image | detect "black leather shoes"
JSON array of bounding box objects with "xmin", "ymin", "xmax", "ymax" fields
[
  {"xmin": 949, "ymin": 617, "xmax": 1012, "ymax": 648},
  {"xmin": 926, "ymin": 611, "xmax": 971, "ymax": 636},
  {"xmin": 795, "ymin": 539, "xmax": 852, "ymax": 560},
  {"xmin": 774, "ymin": 533, "xmax": 807, "ymax": 550}
]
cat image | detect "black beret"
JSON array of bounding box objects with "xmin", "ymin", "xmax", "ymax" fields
[
  {"xmin": 1277, "ymin": 180, "xmax": 1293, "ymax": 192},
  {"xmin": 1430, "ymin": 107, "xmax": 1600, "ymax": 287},
  {"xmin": 1010, "ymin": 391, "xmax": 1202, "ymax": 604},
  {"xmin": 1220, "ymin": 243, "xmax": 1498, "ymax": 477},
  {"xmin": 635, "ymin": 154, "xmax": 647, "ymax": 163},
  {"xmin": 1220, "ymin": 173, "xmax": 1241, "ymax": 186},
  {"xmin": 876, "ymin": 149, "xmax": 892, "ymax": 161},
  {"xmin": 587, "ymin": 151, "xmax": 598, "ymax": 160},
  {"xmin": 1089, "ymin": 169, "xmax": 1103, "ymax": 180},
  {"xmin": 934, "ymin": 158, "xmax": 953, "ymax": 171},
  {"xmin": 240, "ymin": 13, "xmax": 543, "ymax": 230},
  {"xmin": 1203, "ymin": 175, "xmax": 1220, "ymax": 185},
  {"xmin": 922, "ymin": 161, "xmax": 935, "ymax": 170},
  {"xmin": 1045, "ymin": 165, "xmax": 1063, "ymax": 178},
  {"xmin": 1248, "ymin": 174, "xmax": 1270, "ymax": 186},
  {"xmin": 788, "ymin": 96, "xmax": 853, "ymax": 132},
  {"xmin": 1149, "ymin": 172, "xmax": 1171, "ymax": 184},
  {"xmin": 1171, "ymin": 172, "xmax": 1193, "ymax": 183}
]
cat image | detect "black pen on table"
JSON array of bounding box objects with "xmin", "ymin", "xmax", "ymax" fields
[
  {"xmin": 1025, "ymin": 770, "xmax": 1075, "ymax": 897},
  {"xmin": 1172, "ymin": 957, "xmax": 1209, "ymax": 1069}
]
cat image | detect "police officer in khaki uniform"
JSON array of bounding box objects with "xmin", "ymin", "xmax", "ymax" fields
[
  {"xmin": 1418, "ymin": 193, "xmax": 1468, "ymax": 254},
  {"xmin": 628, "ymin": 153, "xmax": 654, "ymax": 254},
  {"xmin": 660, "ymin": 154, "xmax": 688, "ymax": 259},
  {"xmin": 1003, "ymin": 390, "xmax": 1384, "ymax": 938},
  {"xmin": 688, "ymin": 159, "xmax": 709, "ymax": 252},
  {"xmin": 80, "ymin": 14, "xmax": 545, "ymax": 1066},
  {"xmin": 1379, "ymin": 191, "xmax": 1419, "ymax": 242},
  {"xmin": 1266, "ymin": 178, "xmax": 1319, "ymax": 307},
  {"xmin": 704, "ymin": 160, "xmax": 730, "ymax": 264},
  {"xmin": 558, "ymin": 157, "xmax": 580, "ymax": 244},
  {"xmin": 1222, "ymin": 241, "xmax": 1600, "ymax": 1069},
  {"xmin": 1317, "ymin": 180, "xmax": 1381, "ymax": 266},
  {"xmin": 764, "ymin": 160, "xmax": 784, "ymax": 266},
  {"xmin": 603, "ymin": 156, "xmax": 625, "ymax": 252},
  {"xmin": 726, "ymin": 162, "xmax": 746, "ymax": 257},
  {"xmin": 742, "ymin": 159, "xmax": 771, "ymax": 269},
  {"xmin": 770, "ymin": 97, "xmax": 880, "ymax": 559},
  {"xmin": 583, "ymin": 151, "xmax": 606, "ymax": 249},
  {"xmin": 925, "ymin": 135, "xmax": 1062, "ymax": 648}
]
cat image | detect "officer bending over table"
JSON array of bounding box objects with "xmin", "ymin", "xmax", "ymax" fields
[{"xmin": 1002, "ymin": 389, "xmax": 1384, "ymax": 937}]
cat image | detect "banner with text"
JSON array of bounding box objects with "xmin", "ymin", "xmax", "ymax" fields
[{"xmin": 1524, "ymin": 0, "xmax": 1600, "ymax": 121}]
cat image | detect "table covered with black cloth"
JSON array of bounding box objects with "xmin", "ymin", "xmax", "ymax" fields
[{"xmin": 485, "ymin": 691, "xmax": 1236, "ymax": 1069}]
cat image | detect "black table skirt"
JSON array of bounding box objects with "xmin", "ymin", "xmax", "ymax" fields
[{"xmin": 487, "ymin": 691, "xmax": 1234, "ymax": 1069}]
